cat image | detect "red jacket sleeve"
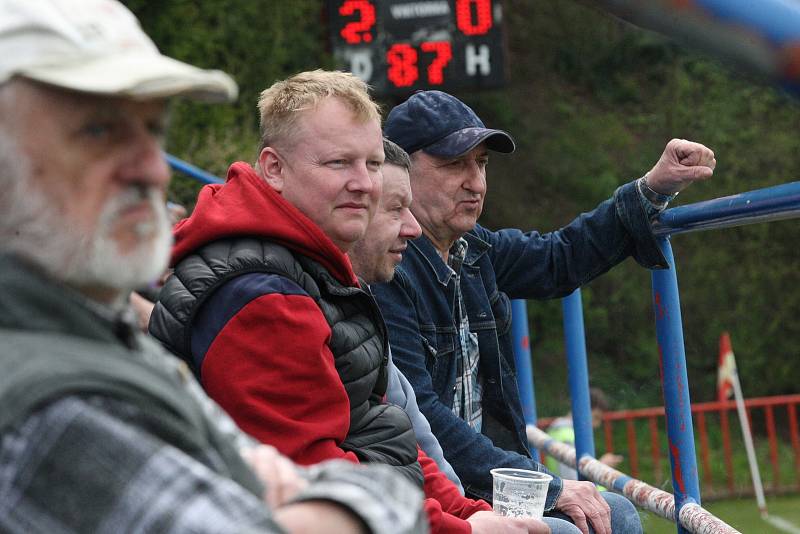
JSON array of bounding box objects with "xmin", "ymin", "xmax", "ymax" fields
[
  {"xmin": 419, "ymin": 448, "xmax": 491, "ymax": 533},
  {"xmin": 200, "ymin": 292, "xmax": 359, "ymax": 466}
]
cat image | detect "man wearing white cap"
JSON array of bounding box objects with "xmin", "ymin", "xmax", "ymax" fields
[{"xmin": 0, "ymin": 1, "xmax": 426, "ymax": 533}]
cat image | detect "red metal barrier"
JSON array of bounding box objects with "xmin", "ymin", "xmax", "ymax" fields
[{"xmin": 539, "ymin": 394, "xmax": 800, "ymax": 499}]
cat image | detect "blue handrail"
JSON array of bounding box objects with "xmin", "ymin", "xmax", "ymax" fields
[
  {"xmin": 652, "ymin": 181, "xmax": 800, "ymax": 236},
  {"xmin": 512, "ymin": 181, "xmax": 800, "ymax": 532},
  {"xmin": 165, "ymin": 153, "xmax": 224, "ymax": 185}
]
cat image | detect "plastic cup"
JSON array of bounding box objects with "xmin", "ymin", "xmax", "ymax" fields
[{"xmin": 490, "ymin": 468, "xmax": 553, "ymax": 519}]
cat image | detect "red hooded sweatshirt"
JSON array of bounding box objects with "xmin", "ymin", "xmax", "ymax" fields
[{"xmin": 171, "ymin": 162, "xmax": 490, "ymax": 533}]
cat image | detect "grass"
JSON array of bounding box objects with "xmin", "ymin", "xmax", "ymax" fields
[{"xmin": 640, "ymin": 495, "xmax": 800, "ymax": 533}]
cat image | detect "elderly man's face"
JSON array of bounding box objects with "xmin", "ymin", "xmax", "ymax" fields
[
  {"xmin": 408, "ymin": 144, "xmax": 488, "ymax": 253},
  {"xmin": 260, "ymin": 97, "xmax": 383, "ymax": 253},
  {"xmin": 1, "ymin": 81, "xmax": 171, "ymax": 302},
  {"xmin": 349, "ymin": 163, "xmax": 421, "ymax": 284}
]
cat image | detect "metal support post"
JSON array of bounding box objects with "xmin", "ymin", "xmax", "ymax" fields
[
  {"xmin": 651, "ymin": 237, "xmax": 701, "ymax": 534},
  {"xmin": 562, "ymin": 289, "xmax": 595, "ymax": 480},
  {"xmin": 511, "ymin": 299, "xmax": 540, "ymax": 462}
]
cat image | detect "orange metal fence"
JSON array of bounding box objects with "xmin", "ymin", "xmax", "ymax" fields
[{"xmin": 539, "ymin": 394, "xmax": 800, "ymax": 499}]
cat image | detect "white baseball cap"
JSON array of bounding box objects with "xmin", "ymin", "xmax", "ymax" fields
[{"xmin": 0, "ymin": 0, "xmax": 238, "ymax": 102}]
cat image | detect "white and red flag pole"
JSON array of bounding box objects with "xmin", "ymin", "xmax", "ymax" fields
[{"xmin": 718, "ymin": 332, "xmax": 768, "ymax": 518}]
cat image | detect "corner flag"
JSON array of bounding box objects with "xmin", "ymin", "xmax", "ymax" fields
[
  {"xmin": 718, "ymin": 332, "xmax": 737, "ymax": 402},
  {"xmin": 717, "ymin": 332, "xmax": 770, "ymax": 519}
]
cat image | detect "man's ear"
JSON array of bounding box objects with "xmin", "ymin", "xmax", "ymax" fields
[{"xmin": 256, "ymin": 147, "xmax": 284, "ymax": 192}]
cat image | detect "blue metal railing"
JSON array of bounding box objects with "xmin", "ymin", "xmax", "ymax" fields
[
  {"xmin": 562, "ymin": 290, "xmax": 596, "ymax": 481},
  {"xmin": 166, "ymin": 153, "xmax": 224, "ymax": 184},
  {"xmin": 511, "ymin": 298, "xmax": 540, "ymax": 463},
  {"xmin": 512, "ymin": 180, "xmax": 800, "ymax": 533},
  {"xmin": 652, "ymin": 181, "xmax": 800, "ymax": 237},
  {"xmin": 651, "ymin": 238, "xmax": 701, "ymax": 530}
]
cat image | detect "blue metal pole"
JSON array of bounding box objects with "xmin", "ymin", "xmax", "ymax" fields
[
  {"xmin": 653, "ymin": 181, "xmax": 800, "ymax": 237},
  {"xmin": 511, "ymin": 299, "xmax": 541, "ymax": 462},
  {"xmin": 651, "ymin": 237, "xmax": 701, "ymax": 534},
  {"xmin": 512, "ymin": 299, "xmax": 537, "ymax": 424},
  {"xmin": 165, "ymin": 153, "xmax": 224, "ymax": 184},
  {"xmin": 562, "ymin": 289, "xmax": 595, "ymax": 480}
]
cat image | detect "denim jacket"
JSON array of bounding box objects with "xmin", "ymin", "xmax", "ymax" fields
[{"xmin": 371, "ymin": 180, "xmax": 667, "ymax": 509}]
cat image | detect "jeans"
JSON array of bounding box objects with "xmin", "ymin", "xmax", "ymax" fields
[{"xmin": 543, "ymin": 492, "xmax": 643, "ymax": 534}]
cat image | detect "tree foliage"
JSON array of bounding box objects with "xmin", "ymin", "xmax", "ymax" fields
[{"xmin": 128, "ymin": 0, "xmax": 800, "ymax": 414}]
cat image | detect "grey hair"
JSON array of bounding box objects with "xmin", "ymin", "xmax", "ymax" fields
[{"xmin": 383, "ymin": 138, "xmax": 411, "ymax": 171}]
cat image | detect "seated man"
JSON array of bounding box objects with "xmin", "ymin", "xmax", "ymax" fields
[
  {"xmin": 350, "ymin": 138, "xmax": 605, "ymax": 533},
  {"xmin": 352, "ymin": 138, "xmax": 462, "ymax": 491},
  {"xmin": 0, "ymin": 2, "xmax": 426, "ymax": 533},
  {"xmin": 151, "ymin": 70, "xmax": 548, "ymax": 534},
  {"xmin": 374, "ymin": 90, "xmax": 716, "ymax": 534}
]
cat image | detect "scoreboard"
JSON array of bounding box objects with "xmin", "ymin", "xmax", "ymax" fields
[{"xmin": 327, "ymin": 0, "xmax": 506, "ymax": 95}]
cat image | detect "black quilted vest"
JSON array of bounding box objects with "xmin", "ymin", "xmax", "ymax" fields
[{"xmin": 150, "ymin": 237, "xmax": 423, "ymax": 487}]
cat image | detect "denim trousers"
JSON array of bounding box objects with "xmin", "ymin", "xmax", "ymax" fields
[{"xmin": 542, "ymin": 492, "xmax": 643, "ymax": 534}]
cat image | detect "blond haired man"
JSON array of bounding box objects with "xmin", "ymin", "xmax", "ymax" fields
[{"xmin": 151, "ymin": 70, "xmax": 549, "ymax": 534}]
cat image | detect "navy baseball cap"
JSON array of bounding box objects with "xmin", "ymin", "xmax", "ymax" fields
[{"xmin": 384, "ymin": 90, "xmax": 515, "ymax": 158}]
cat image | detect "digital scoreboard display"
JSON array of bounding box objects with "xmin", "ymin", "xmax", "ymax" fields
[{"xmin": 328, "ymin": 0, "xmax": 506, "ymax": 95}]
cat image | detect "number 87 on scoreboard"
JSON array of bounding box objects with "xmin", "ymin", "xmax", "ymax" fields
[{"xmin": 328, "ymin": 0, "xmax": 507, "ymax": 95}]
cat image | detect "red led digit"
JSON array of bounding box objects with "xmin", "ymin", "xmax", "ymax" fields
[
  {"xmin": 420, "ymin": 41, "xmax": 453, "ymax": 85},
  {"xmin": 339, "ymin": 0, "xmax": 376, "ymax": 44},
  {"xmin": 387, "ymin": 44, "xmax": 419, "ymax": 87},
  {"xmin": 456, "ymin": 0, "xmax": 493, "ymax": 36}
]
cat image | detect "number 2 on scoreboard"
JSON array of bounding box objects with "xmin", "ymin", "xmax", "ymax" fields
[{"xmin": 339, "ymin": 0, "xmax": 376, "ymax": 44}]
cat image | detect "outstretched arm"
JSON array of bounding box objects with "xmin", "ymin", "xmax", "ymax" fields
[{"xmin": 485, "ymin": 139, "xmax": 715, "ymax": 298}]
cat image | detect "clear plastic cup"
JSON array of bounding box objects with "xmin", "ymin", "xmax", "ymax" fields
[{"xmin": 490, "ymin": 468, "xmax": 553, "ymax": 519}]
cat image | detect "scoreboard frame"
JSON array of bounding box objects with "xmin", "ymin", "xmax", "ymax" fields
[{"xmin": 327, "ymin": 0, "xmax": 507, "ymax": 96}]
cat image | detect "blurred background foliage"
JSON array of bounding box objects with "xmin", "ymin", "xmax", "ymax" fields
[{"xmin": 126, "ymin": 0, "xmax": 800, "ymax": 416}]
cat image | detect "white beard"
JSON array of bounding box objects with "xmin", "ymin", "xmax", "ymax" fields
[
  {"xmin": 0, "ymin": 130, "xmax": 172, "ymax": 297},
  {"xmin": 60, "ymin": 186, "xmax": 172, "ymax": 292}
]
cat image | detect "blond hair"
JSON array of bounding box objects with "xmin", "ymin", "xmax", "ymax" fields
[{"xmin": 257, "ymin": 70, "xmax": 381, "ymax": 153}]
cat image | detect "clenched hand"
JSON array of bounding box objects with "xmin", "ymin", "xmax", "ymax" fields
[{"xmin": 646, "ymin": 138, "xmax": 716, "ymax": 195}]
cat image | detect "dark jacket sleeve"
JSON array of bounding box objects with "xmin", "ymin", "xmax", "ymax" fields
[
  {"xmin": 373, "ymin": 273, "xmax": 564, "ymax": 510},
  {"xmin": 479, "ymin": 180, "xmax": 667, "ymax": 299}
]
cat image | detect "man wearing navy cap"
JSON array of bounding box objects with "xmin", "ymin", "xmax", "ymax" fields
[{"xmin": 374, "ymin": 90, "xmax": 716, "ymax": 534}]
